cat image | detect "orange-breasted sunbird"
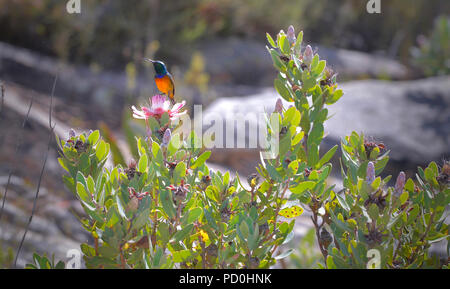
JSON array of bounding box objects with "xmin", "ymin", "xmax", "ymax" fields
[{"xmin": 145, "ymin": 59, "xmax": 175, "ymax": 104}]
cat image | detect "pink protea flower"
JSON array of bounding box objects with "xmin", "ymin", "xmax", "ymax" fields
[{"xmin": 132, "ymin": 94, "xmax": 186, "ymax": 120}]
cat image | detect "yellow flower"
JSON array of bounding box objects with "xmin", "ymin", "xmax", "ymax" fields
[{"xmin": 199, "ymin": 230, "xmax": 209, "ymax": 243}]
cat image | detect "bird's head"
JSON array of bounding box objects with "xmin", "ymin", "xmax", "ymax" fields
[{"xmin": 145, "ymin": 59, "xmax": 168, "ymax": 76}]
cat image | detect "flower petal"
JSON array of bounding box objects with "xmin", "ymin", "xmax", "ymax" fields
[
  {"xmin": 171, "ymin": 101, "xmax": 186, "ymax": 112},
  {"xmin": 151, "ymin": 94, "xmax": 166, "ymax": 109}
]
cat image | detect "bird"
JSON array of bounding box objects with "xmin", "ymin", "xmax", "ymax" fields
[{"xmin": 145, "ymin": 59, "xmax": 176, "ymax": 104}]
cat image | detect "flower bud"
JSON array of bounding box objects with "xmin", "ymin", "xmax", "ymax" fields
[
  {"xmin": 320, "ymin": 228, "xmax": 333, "ymax": 248},
  {"xmin": 394, "ymin": 171, "xmax": 406, "ymax": 195},
  {"xmin": 437, "ymin": 161, "xmax": 450, "ymax": 185},
  {"xmin": 127, "ymin": 195, "xmax": 139, "ymax": 212},
  {"xmin": 366, "ymin": 162, "xmax": 375, "ymax": 184},
  {"xmin": 274, "ymin": 98, "xmax": 284, "ymax": 114},
  {"xmin": 287, "ymin": 25, "xmax": 296, "ymax": 44},
  {"xmin": 247, "ymin": 173, "xmax": 259, "ymax": 188},
  {"xmin": 129, "ymin": 158, "xmax": 137, "ymax": 169},
  {"xmin": 303, "ymin": 45, "xmax": 313, "ymax": 65},
  {"xmin": 162, "ymin": 128, "xmax": 171, "ymax": 147},
  {"xmin": 69, "ymin": 128, "xmax": 76, "ymax": 138}
]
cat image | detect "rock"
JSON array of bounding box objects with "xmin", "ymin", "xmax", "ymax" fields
[
  {"xmin": 326, "ymin": 76, "xmax": 450, "ymax": 164},
  {"xmin": 198, "ymin": 38, "xmax": 409, "ymax": 86},
  {"xmin": 0, "ymin": 41, "xmax": 149, "ymax": 127},
  {"xmin": 203, "ymin": 76, "xmax": 450, "ymax": 175},
  {"xmin": 0, "ymin": 201, "xmax": 82, "ymax": 268},
  {"xmin": 317, "ymin": 46, "xmax": 409, "ymax": 81}
]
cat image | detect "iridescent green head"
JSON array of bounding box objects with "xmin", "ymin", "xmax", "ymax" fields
[{"xmin": 146, "ymin": 59, "xmax": 168, "ymax": 77}]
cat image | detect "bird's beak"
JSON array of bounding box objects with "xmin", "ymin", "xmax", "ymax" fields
[{"xmin": 144, "ymin": 58, "xmax": 154, "ymax": 63}]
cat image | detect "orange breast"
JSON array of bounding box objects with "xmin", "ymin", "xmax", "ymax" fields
[{"xmin": 155, "ymin": 75, "xmax": 173, "ymax": 96}]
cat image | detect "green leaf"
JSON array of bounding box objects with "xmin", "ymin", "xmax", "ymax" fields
[
  {"xmin": 428, "ymin": 161, "xmax": 439, "ymax": 176},
  {"xmin": 115, "ymin": 194, "xmax": 127, "ymax": 220},
  {"xmin": 151, "ymin": 141, "xmax": 161, "ymax": 158},
  {"xmin": 399, "ymin": 191, "xmax": 409, "ymax": 205},
  {"xmin": 428, "ymin": 234, "xmax": 450, "ymax": 244},
  {"xmin": 294, "ymin": 31, "xmax": 303, "ymax": 52},
  {"xmin": 172, "ymin": 250, "xmax": 193, "ymax": 263},
  {"xmin": 374, "ymin": 157, "xmax": 389, "ymax": 175},
  {"xmin": 368, "ymin": 204, "xmax": 379, "ymax": 221},
  {"xmin": 96, "ymin": 140, "xmax": 108, "ymax": 161},
  {"xmin": 326, "ymin": 255, "xmax": 336, "ymax": 269},
  {"xmin": 326, "ymin": 89, "xmax": 343, "ymax": 105},
  {"xmin": 138, "ymin": 153, "xmax": 148, "ymax": 173},
  {"xmin": 279, "ymin": 35, "xmax": 291, "ymax": 55},
  {"xmin": 405, "ymin": 178, "xmax": 415, "ymax": 192},
  {"xmin": 387, "ymin": 212, "xmax": 402, "ymax": 230},
  {"xmin": 407, "ymin": 205, "xmax": 420, "ymax": 225},
  {"xmin": 307, "ymin": 123, "xmax": 324, "ymax": 147},
  {"xmin": 187, "ymin": 207, "xmax": 202, "ymax": 223},
  {"xmin": 191, "ymin": 151, "xmax": 211, "ymax": 169},
  {"xmin": 76, "ymin": 182, "xmax": 90, "ymax": 204},
  {"xmin": 239, "ymin": 221, "xmax": 250, "ymax": 240},
  {"xmin": 301, "ymin": 72, "xmax": 316, "ymax": 91},
  {"xmin": 266, "ymin": 33, "xmax": 276, "ymax": 48},
  {"xmin": 173, "ymin": 224, "xmax": 194, "ymax": 243},
  {"xmin": 313, "ymin": 60, "xmax": 326, "ymax": 76},
  {"xmin": 160, "ymin": 190, "xmax": 176, "ymax": 219},
  {"xmin": 87, "ymin": 130, "xmax": 100, "ymax": 145},
  {"xmin": 168, "ymin": 133, "xmax": 182, "ymax": 156},
  {"xmin": 248, "ymin": 225, "xmax": 260, "ymax": 251},
  {"xmin": 268, "ymin": 48, "xmax": 285, "ymax": 71},
  {"xmin": 274, "ymin": 78, "xmax": 292, "ymax": 102},
  {"xmin": 317, "ymin": 145, "xmax": 338, "ymax": 168},
  {"xmin": 274, "ymin": 248, "xmax": 295, "ymax": 260},
  {"xmin": 290, "ymin": 181, "xmax": 316, "ymax": 195},
  {"xmin": 310, "ymin": 55, "xmax": 319, "ymax": 70},
  {"xmin": 266, "ymin": 163, "xmax": 282, "ymax": 182},
  {"xmin": 307, "ymin": 144, "xmax": 319, "ymax": 168},
  {"xmin": 336, "ymin": 193, "xmax": 350, "ymax": 212},
  {"xmin": 174, "ymin": 161, "xmax": 187, "ymax": 183}
]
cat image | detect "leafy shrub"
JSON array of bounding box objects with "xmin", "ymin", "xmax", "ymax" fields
[
  {"xmin": 411, "ymin": 16, "xmax": 450, "ymax": 76},
  {"xmin": 287, "ymin": 228, "xmax": 322, "ymax": 269},
  {"xmin": 321, "ymin": 133, "xmax": 449, "ymax": 268},
  {"xmin": 25, "ymin": 253, "xmax": 65, "ymax": 269},
  {"xmin": 46, "ymin": 26, "xmax": 448, "ymax": 269},
  {"xmin": 53, "ymin": 24, "xmax": 342, "ymax": 268}
]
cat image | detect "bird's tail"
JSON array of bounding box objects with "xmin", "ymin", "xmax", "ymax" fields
[{"xmin": 169, "ymin": 91, "xmax": 176, "ymax": 105}]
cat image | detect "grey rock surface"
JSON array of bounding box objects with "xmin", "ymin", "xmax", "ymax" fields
[
  {"xmin": 199, "ymin": 38, "xmax": 409, "ymax": 85},
  {"xmin": 204, "ymin": 76, "xmax": 450, "ymax": 174}
]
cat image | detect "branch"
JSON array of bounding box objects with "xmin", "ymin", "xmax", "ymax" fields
[
  {"xmin": 13, "ymin": 73, "xmax": 57, "ymax": 267},
  {"xmin": 14, "ymin": 124, "xmax": 54, "ymax": 267},
  {"xmin": 0, "ymin": 83, "xmax": 4, "ymax": 116},
  {"xmin": 0, "ymin": 92, "xmax": 35, "ymax": 231}
]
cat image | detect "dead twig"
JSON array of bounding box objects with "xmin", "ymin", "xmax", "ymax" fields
[
  {"xmin": 13, "ymin": 73, "xmax": 57, "ymax": 267},
  {"xmin": 0, "ymin": 92, "xmax": 35, "ymax": 230}
]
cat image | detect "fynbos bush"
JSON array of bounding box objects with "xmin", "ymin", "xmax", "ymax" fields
[
  {"xmin": 411, "ymin": 16, "xmax": 450, "ymax": 76},
  {"xmin": 52, "ymin": 26, "xmax": 448, "ymax": 269},
  {"xmin": 54, "ymin": 25, "xmax": 341, "ymax": 269},
  {"xmin": 322, "ymin": 133, "xmax": 449, "ymax": 268}
]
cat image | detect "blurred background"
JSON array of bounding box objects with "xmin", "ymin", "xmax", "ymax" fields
[{"xmin": 0, "ymin": 0, "xmax": 448, "ymax": 268}]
